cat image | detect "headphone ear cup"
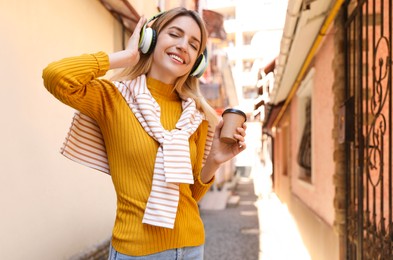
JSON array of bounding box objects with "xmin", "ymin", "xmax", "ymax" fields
[
  {"xmin": 139, "ymin": 27, "xmax": 157, "ymax": 54},
  {"xmin": 148, "ymin": 29, "xmax": 157, "ymax": 54},
  {"xmin": 190, "ymin": 50, "xmax": 208, "ymax": 78}
]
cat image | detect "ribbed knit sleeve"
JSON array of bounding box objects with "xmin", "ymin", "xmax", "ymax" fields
[
  {"xmin": 190, "ymin": 120, "xmax": 215, "ymax": 201},
  {"xmin": 42, "ymin": 52, "xmax": 113, "ymax": 120}
]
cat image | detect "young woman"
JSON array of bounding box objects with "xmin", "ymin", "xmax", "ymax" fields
[{"xmin": 42, "ymin": 7, "xmax": 246, "ymax": 259}]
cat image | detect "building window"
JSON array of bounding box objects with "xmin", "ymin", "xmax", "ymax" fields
[
  {"xmin": 280, "ymin": 123, "xmax": 290, "ymax": 176},
  {"xmin": 296, "ymin": 68, "xmax": 315, "ymax": 183},
  {"xmin": 297, "ymin": 99, "xmax": 311, "ymax": 176}
]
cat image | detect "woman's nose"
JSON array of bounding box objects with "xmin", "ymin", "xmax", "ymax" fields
[{"xmin": 176, "ymin": 39, "xmax": 188, "ymax": 52}]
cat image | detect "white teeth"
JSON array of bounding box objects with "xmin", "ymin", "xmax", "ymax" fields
[{"xmin": 169, "ymin": 54, "xmax": 184, "ymax": 64}]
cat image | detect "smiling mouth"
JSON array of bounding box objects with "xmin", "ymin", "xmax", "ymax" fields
[{"xmin": 169, "ymin": 54, "xmax": 185, "ymax": 64}]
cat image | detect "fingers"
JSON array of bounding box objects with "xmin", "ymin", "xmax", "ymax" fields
[
  {"xmin": 125, "ymin": 16, "xmax": 147, "ymax": 55},
  {"xmin": 236, "ymin": 123, "xmax": 246, "ymax": 136},
  {"xmin": 132, "ymin": 16, "xmax": 147, "ymax": 43},
  {"xmin": 238, "ymin": 143, "xmax": 247, "ymax": 152},
  {"xmin": 235, "ymin": 123, "xmax": 246, "ymax": 139},
  {"xmin": 135, "ymin": 16, "xmax": 147, "ymax": 33},
  {"xmin": 213, "ymin": 119, "xmax": 224, "ymax": 139},
  {"xmin": 234, "ymin": 123, "xmax": 247, "ymax": 147}
]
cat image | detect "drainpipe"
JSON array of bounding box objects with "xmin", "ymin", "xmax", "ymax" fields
[{"xmin": 272, "ymin": 0, "xmax": 345, "ymax": 128}]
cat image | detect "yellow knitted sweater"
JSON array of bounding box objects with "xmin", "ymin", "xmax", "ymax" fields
[{"xmin": 42, "ymin": 52, "xmax": 214, "ymax": 256}]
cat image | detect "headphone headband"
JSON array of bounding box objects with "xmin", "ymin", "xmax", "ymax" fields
[{"xmin": 147, "ymin": 12, "xmax": 165, "ymax": 24}]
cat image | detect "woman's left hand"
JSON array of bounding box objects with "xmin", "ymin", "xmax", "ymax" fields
[
  {"xmin": 200, "ymin": 119, "xmax": 247, "ymax": 183},
  {"xmin": 108, "ymin": 16, "xmax": 147, "ymax": 69},
  {"xmin": 209, "ymin": 119, "xmax": 247, "ymax": 165}
]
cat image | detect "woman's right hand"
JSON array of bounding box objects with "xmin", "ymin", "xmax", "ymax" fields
[{"xmin": 109, "ymin": 16, "xmax": 147, "ymax": 69}]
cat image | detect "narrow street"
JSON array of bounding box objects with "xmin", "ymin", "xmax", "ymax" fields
[{"xmin": 201, "ymin": 177, "xmax": 260, "ymax": 260}]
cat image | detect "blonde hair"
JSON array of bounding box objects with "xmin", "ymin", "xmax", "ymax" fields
[{"xmin": 112, "ymin": 7, "xmax": 219, "ymax": 126}]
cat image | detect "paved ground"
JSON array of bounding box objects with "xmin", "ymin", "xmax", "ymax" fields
[
  {"xmin": 201, "ymin": 178, "xmax": 260, "ymax": 260},
  {"xmin": 200, "ymin": 164, "xmax": 311, "ymax": 260}
]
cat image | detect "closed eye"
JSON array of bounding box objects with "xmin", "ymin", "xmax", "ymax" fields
[
  {"xmin": 190, "ymin": 43, "xmax": 198, "ymax": 50},
  {"xmin": 169, "ymin": 33, "xmax": 180, "ymax": 38}
]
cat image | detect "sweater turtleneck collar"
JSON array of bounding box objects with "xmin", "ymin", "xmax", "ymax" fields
[{"xmin": 147, "ymin": 77, "xmax": 180, "ymax": 101}]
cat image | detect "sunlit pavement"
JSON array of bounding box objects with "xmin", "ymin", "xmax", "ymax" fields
[
  {"xmin": 201, "ymin": 161, "xmax": 311, "ymax": 260},
  {"xmin": 253, "ymin": 160, "xmax": 311, "ymax": 260},
  {"xmin": 255, "ymin": 193, "xmax": 311, "ymax": 260}
]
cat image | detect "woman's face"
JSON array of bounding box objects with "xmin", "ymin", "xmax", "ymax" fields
[{"xmin": 148, "ymin": 15, "xmax": 202, "ymax": 84}]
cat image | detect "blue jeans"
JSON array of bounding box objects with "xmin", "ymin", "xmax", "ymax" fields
[{"xmin": 108, "ymin": 244, "xmax": 204, "ymax": 260}]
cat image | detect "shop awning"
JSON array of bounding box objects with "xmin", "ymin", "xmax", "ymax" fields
[
  {"xmin": 98, "ymin": 0, "xmax": 140, "ymax": 33},
  {"xmin": 202, "ymin": 9, "xmax": 226, "ymax": 40},
  {"xmin": 263, "ymin": 102, "xmax": 284, "ymax": 132}
]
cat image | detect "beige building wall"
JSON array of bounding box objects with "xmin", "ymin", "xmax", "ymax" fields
[{"xmin": 0, "ymin": 1, "xmax": 151, "ymax": 259}]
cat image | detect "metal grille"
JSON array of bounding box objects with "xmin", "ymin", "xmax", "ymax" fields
[{"xmin": 344, "ymin": 0, "xmax": 393, "ymax": 259}]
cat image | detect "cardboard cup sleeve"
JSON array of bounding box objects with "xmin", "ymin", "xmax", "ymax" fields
[{"xmin": 220, "ymin": 108, "xmax": 247, "ymax": 144}]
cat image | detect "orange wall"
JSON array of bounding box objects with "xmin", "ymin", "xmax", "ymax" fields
[{"xmin": 0, "ymin": 1, "xmax": 156, "ymax": 259}]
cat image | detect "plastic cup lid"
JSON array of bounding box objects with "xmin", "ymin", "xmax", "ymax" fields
[{"xmin": 222, "ymin": 108, "xmax": 247, "ymax": 121}]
